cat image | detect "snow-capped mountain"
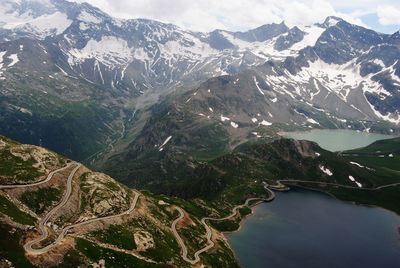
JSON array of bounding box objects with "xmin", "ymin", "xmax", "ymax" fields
[
  {"xmin": 0, "ymin": 0, "xmax": 350, "ymax": 94},
  {"xmin": 0, "ymin": 0, "xmax": 399, "ymax": 163},
  {"xmin": 0, "ymin": 0, "xmax": 72, "ymax": 39},
  {"xmin": 1, "ymin": 1, "xmax": 398, "ymax": 120}
]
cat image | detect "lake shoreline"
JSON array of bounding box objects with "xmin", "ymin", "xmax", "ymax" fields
[
  {"xmin": 224, "ymin": 184, "xmax": 400, "ymax": 267},
  {"xmin": 221, "ymin": 200, "xmax": 264, "ymax": 235},
  {"xmin": 285, "ymin": 182, "xmax": 400, "ymax": 217},
  {"xmin": 278, "ymin": 128, "xmax": 397, "ymax": 152},
  {"xmin": 222, "ymin": 200, "xmax": 264, "ymax": 268},
  {"xmin": 223, "ymin": 184, "xmax": 399, "ymax": 244},
  {"xmin": 223, "ymin": 129, "xmax": 400, "ymax": 267},
  {"xmin": 277, "ymin": 128, "xmax": 399, "ymax": 137},
  {"xmin": 226, "ymin": 187, "xmax": 400, "ymax": 268}
]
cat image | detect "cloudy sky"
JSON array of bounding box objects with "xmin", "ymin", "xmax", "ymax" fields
[{"xmin": 72, "ymin": 0, "xmax": 400, "ymax": 33}]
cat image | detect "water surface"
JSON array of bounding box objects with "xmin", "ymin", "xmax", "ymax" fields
[
  {"xmin": 226, "ymin": 188, "xmax": 400, "ymax": 268},
  {"xmin": 283, "ymin": 129, "xmax": 393, "ymax": 151}
]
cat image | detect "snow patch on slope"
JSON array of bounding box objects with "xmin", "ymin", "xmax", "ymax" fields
[
  {"xmin": 366, "ymin": 100, "xmax": 400, "ymax": 125},
  {"xmin": 220, "ymin": 115, "xmax": 230, "ymax": 122},
  {"xmin": 348, "ymin": 175, "xmax": 362, "ymax": 188},
  {"xmin": 78, "ymin": 10, "xmax": 102, "ymax": 24},
  {"xmin": 220, "ymin": 32, "xmax": 294, "ymax": 59},
  {"xmin": 292, "ymin": 25, "xmax": 325, "ymax": 50},
  {"xmin": 230, "ymin": 121, "xmax": 239, "ymax": 128},
  {"xmin": 7, "ymin": 53, "xmax": 19, "ymax": 67},
  {"xmin": 295, "ymin": 58, "xmax": 390, "ymax": 103},
  {"xmin": 320, "ymin": 166, "xmax": 333, "ymax": 176},
  {"xmin": 325, "ymin": 17, "xmax": 341, "ymax": 27},
  {"xmin": 1, "ymin": 11, "xmax": 72, "ymax": 38},
  {"xmin": 350, "ymin": 161, "xmax": 364, "ymax": 168},
  {"xmin": 0, "ymin": 51, "xmax": 7, "ymax": 77},
  {"xmin": 307, "ymin": 118, "xmax": 319, "ymax": 125},
  {"xmin": 159, "ymin": 37, "xmax": 218, "ymax": 60},
  {"xmin": 68, "ymin": 36, "xmax": 132, "ymax": 67},
  {"xmin": 159, "ymin": 136, "xmax": 172, "ymax": 151},
  {"xmin": 253, "ymin": 76, "xmax": 265, "ymax": 96},
  {"xmin": 260, "ymin": 120, "xmax": 272, "ymax": 126},
  {"xmin": 133, "ymin": 48, "xmax": 150, "ymax": 61}
]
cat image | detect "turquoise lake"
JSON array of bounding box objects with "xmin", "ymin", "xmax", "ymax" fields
[
  {"xmin": 226, "ymin": 188, "xmax": 400, "ymax": 268},
  {"xmin": 283, "ymin": 129, "xmax": 394, "ymax": 152}
]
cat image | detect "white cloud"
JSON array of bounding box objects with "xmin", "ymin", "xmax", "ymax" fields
[
  {"xmin": 281, "ymin": 1, "xmax": 335, "ymax": 26},
  {"xmin": 71, "ymin": 0, "xmax": 400, "ymax": 32},
  {"xmin": 377, "ymin": 5, "xmax": 400, "ymax": 26}
]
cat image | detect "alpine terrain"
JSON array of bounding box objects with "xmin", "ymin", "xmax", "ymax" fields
[{"xmin": 0, "ymin": 0, "xmax": 399, "ymax": 267}]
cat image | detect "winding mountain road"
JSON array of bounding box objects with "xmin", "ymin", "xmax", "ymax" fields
[
  {"xmin": 24, "ymin": 188, "xmax": 140, "ymax": 254},
  {"xmin": 3, "ymin": 162, "xmax": 399, "ymax": 259},
  {"xmin": 172, "ymin": 178, "xmax": 400, "ymax": 264},
  {"xmin": 0, "ymin": 162, "xmax": 73, "ymax": 189},
  {"xmin": 23, "ymin": 163, "xmax": 82, "ymax": 254},
  {"xmin": 0, "ymin": 161, "xmax": 141, "ymax": 255},
  {"xmin": 172, "ymin": 190, "xmax": 274, "ymax": 264},
  {"xmin": 23, "ymin": 163, "xmax": 140, "ymax": 254}
]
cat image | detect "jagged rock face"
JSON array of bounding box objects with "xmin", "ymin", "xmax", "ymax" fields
[
  {"xmin": 274, "ymin": 26, "xmax": 305, "ymax": 51},
  {"xmin": 0, "ymin": 0, "xmax": 331, "ymax": 96},
  {"xmin": 0, "ymin": 1, "xmax": 398, "ymax": 119}
]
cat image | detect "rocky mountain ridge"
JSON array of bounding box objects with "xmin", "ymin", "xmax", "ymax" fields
[
  {"xmin": 0, "ymin": 134, "xmax": 240, "ymax": 267},
  {"xmin": 0, "ymin": 0, "xmax": 399, "ymax": 166}
]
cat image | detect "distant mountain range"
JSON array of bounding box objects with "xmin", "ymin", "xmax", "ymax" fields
[{"xmin": 0, "ymin": 0, "xmax": 399, "ymax": 170}]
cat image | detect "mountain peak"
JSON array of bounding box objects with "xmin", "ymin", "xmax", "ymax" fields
[
  {"xmin": 233, "ymin": 22, "xmax": 289, "ymax": 42},
  {"xmin": 323, "ymin": 16, "xmax": 343, "ymax": 28}
]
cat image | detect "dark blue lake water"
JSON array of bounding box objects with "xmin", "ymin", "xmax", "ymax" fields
[{"xmin": 226, "ymin": 188, "xmax": 400, "ymax": 268}]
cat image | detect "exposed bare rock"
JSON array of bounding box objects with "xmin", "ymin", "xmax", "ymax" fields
[
  {"xmin": 9, "ymin": 144, "xmax": 61, "ymax": 174},
  {"xmin": 134, "ymin": 231, "xmax": 154, "ymax": 251}
]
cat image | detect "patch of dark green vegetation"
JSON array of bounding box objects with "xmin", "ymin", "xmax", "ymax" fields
[
  {"xmin": 0, "ymin": 194, "xmax": 36, "ymax": 225},
  {"xmin": 0, "ymin": 223, "xmax": 36, "ymax": 268},
  {"xmin": 345, "ymin": 137, "xmax": 400, "ymax": 156},
  {"xmin": 238, "ymin": 206, "xmax": 252, "ymax": 216},
  {"xmin": 188, "ymin": 150, "xmax": 227, "ymax": 162},
  {"xmin": 0, "ymin": 135, "xmax": 20, "ymax": 146},
  {"xmin": 20, "ymin": 186, "xmax": 63, "ymax": 214},
  {"xmin": 0, "ymin": 149, "xmax": 43, "ymax": 182},
  {"xmin": 125, "ymin": 217, "xmax": 181, "ymax": 264},
  {"xmin": 55, "ymin": 249, "xmax": 85, "ymax": 268},
  {"xmin": 210, "ymin": 219, "xmax": 240, "ymax": 232},
  {"xmin": 247, "ymin": 199, "xmax": 261, "ymax": 206},
  {"xmin": 0, "ymin": 81, "xmax": 122, "ymax": 161},
  {"xmin": 346, "ymin": 156, "xmax": 400, "ymax": 184},
  {"xmin": 79, "ymin": 172, "xmax": 90, "ymax": 193},
  {"xmin": 178, "ymin": 222, "xmax": 208, "ymax": 256},
  {"xmin": 91, "ymin": 224, "xmax": 136, "ymax": 250},
  {"xmin": 103, "ymin": 106, "xmax": 231, "ymax": 192},
  {"xmin": 342, "ymin": 137, "xmax": 400, "ymax": 185},
  {"xmin": 100, "ymin": 180, "xmax": 121, "ymax": 192},
  {"xmin": 75, "ymin": 238, "xmax": 164, "ymax": 268},
  {"xmin": 168, "ymin": 196, "xmax": 215, "ymax": 219},
  {"xmin": 36, "ymin": 232, "xmax": 58, "ymax": 249},
  {"xmin": 208, "ymin": 207, "xmax": 252, "ymax": 232}
]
